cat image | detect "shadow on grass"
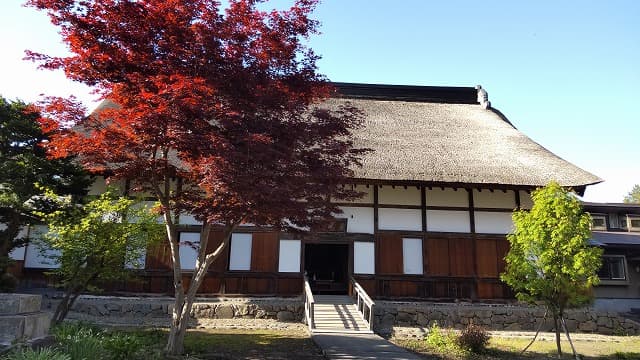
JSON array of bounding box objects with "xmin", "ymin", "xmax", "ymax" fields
[{"xmin": 184, "ymin": 329, "xmax": 323, "ymax": 359}]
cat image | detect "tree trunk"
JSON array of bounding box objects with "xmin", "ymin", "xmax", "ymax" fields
[
  {"xmin": 164, "ymin": 214, "xmax": 185, "ymax": 355},
  {"xmin": 561, "ymin": 315, "xmax": 580, "ymax": 360},
  {"xmin": 51, "ymin": 272, "xmax": 98, "ymax": 325},
  {"xmin": 553, "ymin": 313, "xmax": 563, "ymax": 358},
  {"xmin": 164, "ymin": 223, "xmax": 232, "ymax": 355}
]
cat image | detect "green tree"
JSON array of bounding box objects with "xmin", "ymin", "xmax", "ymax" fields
[
  {"xmin": 501, "ymin": 181, "xmax": 602, "ymax": 359},
  {"xmin": 36, "ymin": 189, "xmax": 163, "ymax": 324},
  {"xmin": 623, "ymin": 184, "xmax": 640, "ymax": 204},
  {"xmin": 0, "ymin": 96, "xmax": 91, "ymax": 290}
]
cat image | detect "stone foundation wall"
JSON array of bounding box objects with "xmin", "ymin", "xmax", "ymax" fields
[
  {"xmin": 43, "ymin": 296, "xmax": 304, "ymax": 322},
  {"xmin": 374, "ymin": 302, "xmax": 640, "ymax": 336}
]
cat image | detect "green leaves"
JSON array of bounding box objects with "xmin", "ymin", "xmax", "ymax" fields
[
  {"xmin": 501, "ymin": 181, "xmax": 602, "ymax": 311},
  {"xmin": 37, "ymin": 188, "xmax": 164, "ymax": 294}
]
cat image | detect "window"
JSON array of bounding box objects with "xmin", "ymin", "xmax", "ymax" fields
[
  {"xmin": 590, "ymin": 214, "xmax": 607, "ymax": 231},
  {"xmin": 179, "ymin": 232, "xmax": 200, "ymax": 270},
  {"xmin": 229, "ymin": 233, "xmax": 252, "ymax": 270},
  {"xmin": 402, "ymin": 238, "xmax": 423, "ymax": 275},
  {"xmin": 353, "ymin": 241, "xmax": 375, "ymax": 274},
  {"xmin": 608, "ymin": 213, "xmax": 627, "ymax": 230},
  {"xmin": 278, "ymin": 240, "xmax": 301, "ymax": 273},
  {"xmin": 628, "ymin": 216, "xmax": 640, "ymax": 232},
  {"xmin": 598, "ymin": 255, "xmax": 626, "ymax": 280}
]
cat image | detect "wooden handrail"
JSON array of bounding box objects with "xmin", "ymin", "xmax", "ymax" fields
[
  {"xmin": 303, "ymin": 275, "xmax": 315, "ymax": 331},
  {"xmin": 351, "ymin": 277, "xmax": 375, "ymax": 331}
]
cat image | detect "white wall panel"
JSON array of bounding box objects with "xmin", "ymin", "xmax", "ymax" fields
[
  {"xmin": 278, "ymin": 240, "xmax": 301, "ymax": 273},
  {"xmin": 426, "ymin": 188, "xmax": 468, "ymax": 207},
  {"xmin": 229, "ymin": 233, "xmax": 252, "ymax": 270},
  {"xmin": 378, "ymin": 186, "xmax": 421, "ymax": 206},
  {"xmin": 519, "ymin": 191, "xmax": 534, "ymax": 209},
  {"xmin": 338, "ymin": 184, "xmax": 374, "ymax": 204},
  {"xmin": 335, "ymin": 207, "xmax": 374, "ymax": 234},
  {"xmin": 179, "ymin": 232, "xmax": 200, "ymax": 270},
  {"xmin": 426, "ymin": 210, "xmax": 471, "ymax": 233},
  {"xmin": 473, "ymin": 189, "xmax": 516, "ymax": 209},
  {"xmin": 354, "ymin": 242, "xmax": 375, "ymax": 274},
  {"xmin": 24, "ymin": 226, "xmax": 60, "ymax": 269},
  {"xmin": 378, "ymin": 208, "xmax": 422, "ymax": 231},
  {"xmin": 403, "ymin": 238, "xmax": 423, "ymax": 275},
  {"xmin": 179, "ymin": 214, "xmax": 202, "ymax": 225},
  {"xmin": 474, "ymin": 212, "xmax": 514, "ymax": 234}
]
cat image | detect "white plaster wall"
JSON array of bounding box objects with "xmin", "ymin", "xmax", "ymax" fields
[
  {"xmin": 335, "ymin": 207, "xmax": 374, "ymax": 234},
  {"xmin": 474, "ymin": 212, "xmax": 514, "ymax": 234},
  {"xmin": 24, "ymin": 225, "xmax": 60, "ymax": 269},
  {"xmin": 403, "ymin": 238, "xmax": 423, "ymax": 275},
  {"xmin": 179, "ymin": 213, "xmax": 202, "ymax": 225},
  {"xmin": 378, "ymin": 186, "xmax": 421, "ymax": 206},
  {"xmin": 519, "ymin": 190, "xmax": 534, "ymax": 209},
  {"xmin": 378, "ymin": 208, "xmax": 422, "ymax": 231},
  {"xmin": 426, "ymin": 210, "xmax": 471, "ymax": 233},
  {"xmin": 88, "ymin": 176, "xmax": 108, "ymax": 196},
  {"xmin": 473, "ymin": 189, "xmax": 516, "ymax": 209},
  {"xmin": 229, "ymin": 233, "xmax": 252, "ymax": 271},
  {"xmin": 179, "ymin": 232, "xmax": 200, "ymax": 270},
  {"xmin": 353, "ymin": 241, "xmax": 375, "ymax": 274},
  {"xmin": 426, "ymin": 188, "xmax": 468, "ymax": 207},
  {"xmin": 278, "ymin": 240, "xmax": 301, "ymax": 273}
]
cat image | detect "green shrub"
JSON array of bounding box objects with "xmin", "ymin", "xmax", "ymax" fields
[
  {"xmin": 457, "ymin": 324, "xmax": 489, "ymax": 354},
  {"xmin": 104, "ymin": 333, "xmax": 143, "ymax": 360},
  {"xmin": 3, "ymin": 347, "xmax": 70, "ymax": 360},
  {"xmin": 424, "ymin": 322, "xmax": 467, "ymax": 357},
  {"xmin": 52, "ymin": 322, "xmax": 106, "ymax": 360}
]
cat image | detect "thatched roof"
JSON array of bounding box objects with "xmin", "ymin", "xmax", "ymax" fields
[{"xmin": 325, "ymin": 83, "xmax": 602, "ymax": 189}]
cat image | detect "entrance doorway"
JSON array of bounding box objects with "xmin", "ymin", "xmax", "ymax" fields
[{"xmin": 304, "ymin": 244, "xmax": 349, "ymax": 294}]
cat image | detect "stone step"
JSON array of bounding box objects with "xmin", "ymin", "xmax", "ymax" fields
[{"xmin": 0, "ymin": 294, "xmax": 42, "ymax": 315}]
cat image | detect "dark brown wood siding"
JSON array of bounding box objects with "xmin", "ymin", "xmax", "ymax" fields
[{"xmin": 377, "ymin": 233, "xmax": 403, "ymax": 274}]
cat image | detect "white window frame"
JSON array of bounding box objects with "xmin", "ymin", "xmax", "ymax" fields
[
  {"xmin": 402, "ymin": 237, "xmax": 423, "ymax": 275},
  {"xmin": 353, "ymin": 241, "xmax": 375, "ymax": 275},
  {"xmin": 589, "ymin": 214, "xmax": 607, "ymax": 231},
  {"xmin": 598, "ymin": 255, "xmax": 627, "ymax": 284},
  {"xmin": 229, "ymin": 233, "xmax": 252, "ymax": 271},
  {"xmin": 628, "ymin": 215, "xmax": 640, "ymax": 232},
  {"xmin": 278, "ymin": 240, "xmax": 301, "ymax": 273}
]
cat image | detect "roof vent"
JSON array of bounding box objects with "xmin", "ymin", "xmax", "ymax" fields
[{"xmin": 475, "ymin": 85, "xmax": 491, "ymax": 109}]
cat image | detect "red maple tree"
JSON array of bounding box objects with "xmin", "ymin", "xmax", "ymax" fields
[{"xmin": 27, "ymin": 0, "xmax": 365, "ymax": 354}]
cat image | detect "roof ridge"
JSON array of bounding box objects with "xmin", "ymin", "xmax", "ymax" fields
[{"xmin": 331, "ymin": 82, "xmax": 480, "ymax": 104}]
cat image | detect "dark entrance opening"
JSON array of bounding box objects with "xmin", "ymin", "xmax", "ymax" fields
[{"xmin": 304, "ymin": 244, "xmax": 349, "ymax": 295}]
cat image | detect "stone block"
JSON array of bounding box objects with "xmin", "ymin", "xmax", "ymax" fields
[
  {"xmin": 276, "ymin": 311, "xmax": 295, "ymax": 322},
  {"xmin": 216, "ymin": 305, "xmax": 234, "ymax": 319},
  {"xmin": 0, "ymin": 312, "xmax": 50, "ymax": 345},
  {"xmin": 578, "ymin": 321, "xmax": 597, "ymax": 332},
  {"xmin": 0, "ymin": 294, "xmax": 42, "ymax": 315}
]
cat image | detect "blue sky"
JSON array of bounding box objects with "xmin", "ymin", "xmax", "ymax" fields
[{"xmin": 1, "ymin": 0, "xmax": 638, "ymax": 202}]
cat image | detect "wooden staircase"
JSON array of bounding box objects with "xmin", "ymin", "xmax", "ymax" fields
[{"xmin": 311, "ymin": 295, "xmax": 372, "ymax": 334}]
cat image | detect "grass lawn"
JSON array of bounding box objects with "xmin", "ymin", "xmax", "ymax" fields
[
  {"xmin": 395, "ymin": 335, "xmax": 640, "ymax": 359},
  {"xmin": 2, "ymin": 324, "xmax": 324, "ymax": 360}
]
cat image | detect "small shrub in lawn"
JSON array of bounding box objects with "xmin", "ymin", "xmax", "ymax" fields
[
  {"xmin": 425, "ymin": 322, "xmax": 467, "ymax": 357},
  {"xmin": 457, "ymin": 323, "xmax": 489, "ymax": 354},
  {"xmin": 3, "ymin": 347, "xmax": 70, "ymax": 360},
  {"xmin": 103, "ymin": 333, "xmax": 143, "ymax": 360}
]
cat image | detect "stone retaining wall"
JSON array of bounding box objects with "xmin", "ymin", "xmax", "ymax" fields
[
  {"xmin": 374, "ymin": 302, "xmax": 640, "ymax": 336},
  {"xmin": 43, "ymin": 296, "xmax": 304, "ymax": 323}
]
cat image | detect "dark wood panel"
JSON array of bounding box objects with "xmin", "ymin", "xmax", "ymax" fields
[
  {"xmin": 198, "ymin": 277, "xmax": 222, "ymax": 294},
  {"xmin": 146, "ymin": 242, "xmax": 172, "ymax": 270},
  {"xmin": 496, "ymin": 239, "xmax": 510, "ymax": 274},
  {"xmin": 476, "ymin": 239, "xmax": 498, "ymax": 277},
  {"xmin": 449, "ymin": 238, "xmax": 474, "ymax": 276},
  {"xmin": 426, "ymin": 238, "xmax": 449, "ymax": 275},
  {"xmin": 277, "ymin": 278, "xmax": 303, "ymax": 295},
  {"xmin": 388, "ymin": 280, "xmax": 419, "ymax": 297},
  {"xmin": 246, "ymin": 278, "xmax": 272, "ymax": 294},
  {"xmin": 206, "ymin": 231, "xmax": 228, "ymax": 272},
  {"xmin": 377, "ymin": 233, "xmax": 403, "ymax": 274},
  {"xmin": 251, "ymin": 232, "xmax": 279, "ymax": 272},
  {"xmin": 477, "ymin": 281, "xmax": 504, "ymax": 299}
]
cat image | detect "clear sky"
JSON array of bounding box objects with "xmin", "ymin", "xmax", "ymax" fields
[{"xmin": 1, "ymin": 0, "xmax": 638, "ymax": 203}]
